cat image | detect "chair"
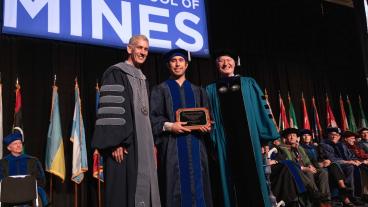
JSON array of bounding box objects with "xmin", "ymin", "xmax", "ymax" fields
[{"xmin": 0, "ymin": 175, "xmax": 40, "ymax": 207}]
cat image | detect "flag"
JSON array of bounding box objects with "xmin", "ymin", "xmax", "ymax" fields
[
  {"xmin": 264, "ymin": 89, "xmax": 278, "ymax": 131},
  {"xmin": 326, "ymin": 95, "xmax": 338, "ymax": 127},
  {"xmin": 45, "ymin": 85, "xmax": 66, "ymax": 181},
  {"xmin": 93, "ymin": 151, "xmax": 104, "ymax": 182},
  {"xmin": 70, "ymin": 81, "xmax": 88, "ymax": 184},
  {"xmin": 339, "ymin": 94, "xmax": 349, "ymax": 131},
  {"xmin": 0, "ymin": 81, "xmax": 3, "ymax": 158},
  {"xmin": 346, "ymin": 96, "xmax": 357, "ymax": 132},
  {"xmin": 311, "ymin": 96, "xmax": 323, "ymax": 140},
  {"xmin": 93, "ymin": 83, "xmax": 104, "ymax": 182},
  {"xmin": 301, "ymin": 93, "xmax": 310, "ymax": 130},
  {"xmin": 278, "ymin": 93, "xmax": 289, "ymax": 131},
  {"xmin": 13, "ymin": 79, "xmax": 23, "ymax": 135},
  {"xmin": 358, "ymin": 95, "xmax": 368, "ymax": 128},
  {"xmin": 288, "ymin": 93, "xmax": 298, "ymax": 129}
]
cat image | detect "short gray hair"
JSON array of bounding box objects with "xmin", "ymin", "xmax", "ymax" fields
[{"xmin": 128, "ymin": 35, "xmax": 149, "ymax": 46}]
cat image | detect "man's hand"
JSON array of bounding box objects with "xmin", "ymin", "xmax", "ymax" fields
[
  {"xmin": 302, "ymin": 165, "xmax": 317, "ymax": 174},
  {"xmin": 112, "ymin": 147, "xmax": 128, "ymax": 163},
  {"xmin": 321, "ymin": 159, "xmax": 331, "ymax": 167},
  {"xmin": 171, "ymin": 122, "xmax": 191, "ymax": 134},
  {"xmin": 199, "ymin": 123, "xmax": 212, "ymax": 133}
]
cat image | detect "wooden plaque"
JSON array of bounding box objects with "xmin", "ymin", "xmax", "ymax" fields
[{"xmin": 175, "ymin": 107, "xmax": 210, "ymax": 130}]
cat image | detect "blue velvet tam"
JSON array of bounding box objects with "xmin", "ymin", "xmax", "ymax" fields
[
  {"xmin": 326, "ymin": 127, "xmax": 342, "ymax": 134},
  {"xmin": 163, "ymin": 48, "xmax": 188, "ymax": 63},
  {"xmin": 3, "ymin": 132, "xmax": 23, "ymax": 146}
]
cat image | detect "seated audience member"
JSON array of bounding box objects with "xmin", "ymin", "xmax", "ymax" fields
[
  {"xmin": 319, "ymin": 127, "xmax": 365, "ymax": 206},
  {"xmin": 262, "ymin": 143, "xmax": 303, "ymax": 207},
  {"xmin": 278, "ymin": 128, "xmax": 331, "ymax": 206},
  {"xmin": 300, "ymin": 129, "xmax": 355, "ymax": 205},
  {"xmin": 343, "ymin": 130, "xmax": 368, "ymax": 201},
  {"xmin": 0, "ymin": 132, "xmax": 49, "ymax": 206},
  {"xmin": 358, "ymin": 127, "xmax": 368, "ymax": 153}
]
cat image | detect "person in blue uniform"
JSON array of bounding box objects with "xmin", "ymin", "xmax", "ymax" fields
[
  {"xmin": 150, "ymin": 48, "xmax": 213, "ymax": 207},
  {"xmin": 0, "ymin": 132, "xmax": 48, "ymax": 206},
  {"xmin": 206, "ymin": 49, "xmax": 279, "ymax": 207}
]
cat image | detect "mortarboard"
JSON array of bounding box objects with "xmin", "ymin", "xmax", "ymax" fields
[
  {"xmin": 299, "ymin": 129, "xmax": 313, "ymax": 136},
  {"xmin": 326, "ymin": 127, "xmax": 342, "ymax": 134},
  {"xmin": 358, "ymin": 127, "xmax": 368, "ymax": 134},
  {"xmin": 213, "ymin": 49, "xmax": 238, "ymax": 63},
  {"xmin": 342, "ymin": 130, "xmax": 358, "ymax": 138},
  {"xmin": 280, "ymin": 128, "xmax": 299, "ymax": 138}
]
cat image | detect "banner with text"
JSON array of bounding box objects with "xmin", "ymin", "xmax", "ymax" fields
[{"xmin": 2, "ymin": 0, "xmax": 209, "ymax": 56}]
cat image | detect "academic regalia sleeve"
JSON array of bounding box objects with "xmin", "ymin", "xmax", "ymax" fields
[
  {"xmin": 0, "ymin": 160, "xmax": 5, "ymax": 180},
  {"xmin": 34, "ymin": 158, "xmax": 46, "ymax": 188},
  {"xmin": 298, "ymin": 147, "xmax": 312, "ymax": 166},
  {"xmin": 319, "ymin": 143, "xmax": 344, "ymax": 163},
  {"xmin": 200, "ymin": 87, "xmax": 211, "ymax": 110},
  {"xmin": 92, "ymin": 67, "xmax": 134, "ymax": 150},
  {"xmin": 150, "ymin": 85, "xmax": 170, "ymax": 144},
  {"xmin": 247, "ymin": 78, "xmax": 279, "ymax": 140}
]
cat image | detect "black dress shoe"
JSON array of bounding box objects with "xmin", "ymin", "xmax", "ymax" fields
[
  {"xmin": 349, "ymin": 196, "xmax": 365, "ymax": 206},
  {"xmin": 361, "ymin": 194, "xmax": 368, "ymax": 202},
  {"xmin": 342, "ymin": 202, "xmax": 355, "ymax": 207},
  {"xmin": 339, "ymin": 187, "xmax": 354, "ymax": 197}
]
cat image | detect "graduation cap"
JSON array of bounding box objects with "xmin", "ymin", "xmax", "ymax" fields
[
  {"xmin": 358, "ymin": 127, "xmax": 368, "ymax": 134},
  {"xmin": 299, "ymin": 128, "xmax": 313, "ymax": 136},
  {"xmin": 163, "ymin": 48, "xmax": 189, "ymax": 63},
  {"xmin": 213, "ymin": 49, "xmax": 240, "ymax": 66},
  {"xmin": 326, "ymin": 127, "xmax": 342, "ymax": 135},
  {"xmin": 280, "ymin": 128, "xmax": 299, "ymax": 138},
  {"xmin": 342, "ymin": 130, "xmax": 359, "ymax": 138},
  {"xmin": 3, "ymin": 132, "xmax": 23, "ymax": 146}
]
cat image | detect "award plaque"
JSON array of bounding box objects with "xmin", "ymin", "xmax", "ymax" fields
[{"xmin": 176, "ymin": 107, "xmax": 210, "ymax": 130}]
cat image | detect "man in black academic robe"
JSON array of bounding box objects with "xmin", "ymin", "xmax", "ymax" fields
[
  {"xmin": 150, "ymin": 48, "xmax": 213, "ymax": 207},
  {"xmin": 92, "ymin": 35, "xmax": 160, "ymax": 207}
]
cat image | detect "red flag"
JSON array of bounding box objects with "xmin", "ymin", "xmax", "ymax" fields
[
  {"xmin": 13, "ymin": 79, "xmax": 23, "ymax": 135},
  {"xmin": 302, "ymin": 94, "xmax": 310, "ymax": 129},
  {"xmin": 339, "ymin": 95, "xmax": 349, "ymax": 131},
  {"xmin": 312, "ymin": 96, "xmax": 323, "ymax": 139},
  {"xmin": 326, "ymin": 95, "xmax": 338, "ymax": 127},
  {"xmin": 278, "ymin": 94, "xmax": 289, "ymax": 131},
  {"xmin": 93, "ymin": 150, "xmax": 104, "ymax": 182}
]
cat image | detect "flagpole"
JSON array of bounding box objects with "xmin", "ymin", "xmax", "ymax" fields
[
  {"xmin": 74, "ymin": 78, "xmax": 79, "ymax": 207},
  {"xmin": 49, "ymin": 173, "xmax": 53, "ymax": 203},
  {"xmin": 95, "ymin": 83, "xmax": 102, "ymax": 207},
  {"xmin": 98, "ymin": 169, "xmax": 101, "ymax": 207},
  {"xmin": 74, "ymin": 183, "xmax": 78, "ymax": 207}
]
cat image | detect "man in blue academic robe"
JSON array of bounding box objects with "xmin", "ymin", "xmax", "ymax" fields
[
  {"xmin": 206, "ymin": 50, "xmax": 279, "ymax": 207},
  {"xmin": 150, "ymin": 48, "xmax": 213, "ymax": 207},
  {"xmin": 0, "ymin": 131, "xmax": 48, "ymax": 206}
]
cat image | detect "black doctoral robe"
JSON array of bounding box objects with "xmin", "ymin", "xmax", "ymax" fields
[
  {"xmin": 92, "ymin": 65, "xmax": 138, "ymax": 207},
  {"xmin": 150, "ymin": 80, "xmax": 213, "ymax": 207}
]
